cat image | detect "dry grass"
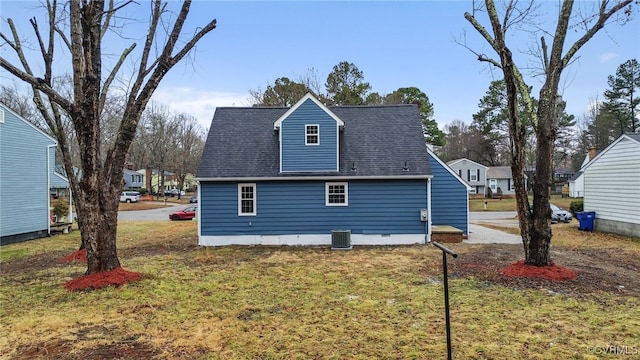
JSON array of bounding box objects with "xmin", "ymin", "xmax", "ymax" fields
[
  {"xmin": 1, "ymin": 221, "xmax": 639, "ymax": 359},
  {"xmin": 118, "ymin": 201, "xmax": 178, "ymax": 211},
  {"xmin": 470, "ymin": 195, "xmax": 575, "ymax": 212}
]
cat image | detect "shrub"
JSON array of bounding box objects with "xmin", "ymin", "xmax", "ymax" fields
[
  {"xmin": 51, "ymin": 199, "xmax": 69, "ymax": 220},
  {"xmin": 570, "ymin": 199, "xmax": 584, "ymax": 216},
  {"xmin": 139, "ymin": 188, "xmax": 149, "ymax": 196}
]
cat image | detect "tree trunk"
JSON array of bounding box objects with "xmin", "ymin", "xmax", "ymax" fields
[{"xmin": 1, "ymin": 0, "xmax": 217, "ymax": 278}]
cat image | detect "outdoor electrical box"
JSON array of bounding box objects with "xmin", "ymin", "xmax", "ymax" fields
[{"xmin": 420, "ymin": 209, "xmax": 428, "ymax": 222}]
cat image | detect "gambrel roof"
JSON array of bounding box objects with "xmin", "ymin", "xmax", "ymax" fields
[{"xmin": 197, "ymin": 103, "xmax": 432, "ymax": 180}]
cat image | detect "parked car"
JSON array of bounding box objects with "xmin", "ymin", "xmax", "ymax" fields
[
  {"xmin": 164, "ymin": 189, "xmax": 186, "ymax": 197},
  {"xmin": 550, "ymin": 204, "xmax": 572, "ymax": 223},
  {"xmin": 120, "ymin": 191, "xmax": 141, "ymax": 203},
  {"xmin": 189, "ymin": 196, "xmax": 198, "ymax": 203},
  {"xmin": 530, "ymin": 203, "xmax": 572, "ymax": 224},
  {"xmin": 169, "ymin": 205, "xmax": 197, "ymax": 220}
]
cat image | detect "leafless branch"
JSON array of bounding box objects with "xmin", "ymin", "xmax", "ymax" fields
[{"xmin": 561, "ymin": 0, "xmax": 634, "ymax": 68}]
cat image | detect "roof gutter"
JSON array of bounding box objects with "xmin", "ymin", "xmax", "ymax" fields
[{"xmin": 196, "ymin": 175, "xmax": 433, "ymax": 182}]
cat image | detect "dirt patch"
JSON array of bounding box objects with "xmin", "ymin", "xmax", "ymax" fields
[
  {"xmin": 12, "ymin": 339, "xmax": 160, "ymax": 360},
  {"xmin": 0, "ymin": 249, "xmax": 72, "ymax": 276},
  {"xmin": 450, "ymin": 244, "xmax": 639, "ymax": 297}
]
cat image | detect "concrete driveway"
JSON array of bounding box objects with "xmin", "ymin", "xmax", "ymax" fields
[{"xmin": 467, "ymin": 211, "xmax": 522, "ymax": 244}]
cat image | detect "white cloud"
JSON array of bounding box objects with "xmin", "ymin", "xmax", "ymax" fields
[
  {"xmin": 598, "ymin": 52, "xmax": 618, "ymax": 63},
  {"xmin": 151, "ymin": 87, "xmax": 251, "ymax": 130}
]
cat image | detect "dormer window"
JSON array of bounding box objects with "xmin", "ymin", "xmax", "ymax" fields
[{"xmin": 305, "ymin": 124, "xmax": 319, "ymax": 145}]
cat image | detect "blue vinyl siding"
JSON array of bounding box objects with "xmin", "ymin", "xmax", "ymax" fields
[
  {"xmin": 0, "ymin": 105, "xmax": 55, "ymax": 238},
  {"xmin": 200, "ymin": 180, "xmax": 428, "ymax": 235},
  {"xmin": 429, "ymin": 153, "xmax": 468, "ymax": 234},
  {"xmin": 49, "ymin": 151, "xmax": 69, "ymax": 189},
  {"xmin": 281, "ymin": 99, "xmax": 338, "ymax": 172}
]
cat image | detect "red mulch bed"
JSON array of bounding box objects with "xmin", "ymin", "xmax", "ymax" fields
[
  {"xmin": 60, "ymin": 249, "xmax": 87, "ymax": 263},
  {"xmin": 64, "ymin": 267, "xmax": 142, "ymax": 291},
  {"xmin": 499, "ymin": 259, "xmax": 578, "ymax": 281}
]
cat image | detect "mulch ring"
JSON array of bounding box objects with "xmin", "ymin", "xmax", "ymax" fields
[
  {"xmin": 64, "ymin": 267, "xmax": 142, "ymax": 291},
  {"xmin": 499, "ymin": 260, "xmax": 577, "ymax": 281},
  {"xmin": 60, "ymin": 249, "xmax": 87, "ymax": 263}
]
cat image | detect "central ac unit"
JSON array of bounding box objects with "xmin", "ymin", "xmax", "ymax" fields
[{"xmin": 331, "ymin": 230, "xmax": 352, "ymax": 250}]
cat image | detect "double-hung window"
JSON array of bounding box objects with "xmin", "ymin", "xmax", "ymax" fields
[
  {"xmin": 326, "ymin": 182, "xmax": 348, "ymax": 206},
  {"xmin": 238, "ymin": 183, "xmax": 256, "ymax": 216},
  {"xmin": 305, "ymin": 124, "xmax": 319, "ymax": 145}
]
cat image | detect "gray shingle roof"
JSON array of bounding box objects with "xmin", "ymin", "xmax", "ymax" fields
[
  {"xmin": 197, "ymin": 104, "xmax": 431, "ymax": 179},
  {"xmin": 486, "ymin": 166, "xmax": 512, "ymax": 179},
  {"xmin": 626, "ymin": 132, "xmax": 640, "ymax": 143}
]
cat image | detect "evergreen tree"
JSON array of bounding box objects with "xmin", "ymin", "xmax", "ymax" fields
[{"xmin": 602, "ymin": 59, "xmax": 640, "ymax": 133}]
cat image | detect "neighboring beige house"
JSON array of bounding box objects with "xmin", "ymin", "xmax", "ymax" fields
[
  {"xmin": 137, "ymin": 168, "xmax": 197, "ymax": 194},
  {"xmin": 582, "ymin": 133, "xmax": 640, "ymax": 238}
]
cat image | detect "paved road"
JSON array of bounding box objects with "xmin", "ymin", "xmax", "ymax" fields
[
  {"xmin": 469, "ymin": 211, "xmax": 517, "ymax": 220},
  {"xmin": 117, "ymin": 203, "xmax": 182, "ymax": 221}
]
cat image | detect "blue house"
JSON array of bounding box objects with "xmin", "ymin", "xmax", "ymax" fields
[
  {"xmin": 0, "ymin": 103, "xmax": 70, "ymax": 244},
  {"xmin": 123, "ymin": 168, "xmax": 144, "ymax": 189},
  {"xmin": 196, "ymin": 93, "xmax": 468, "ymax": 246}
]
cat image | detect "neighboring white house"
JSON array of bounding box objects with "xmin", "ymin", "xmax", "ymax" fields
[
  {"xmin": 486, "ymin": 166, "xmax": 521, "ymax": 197},
  {"xmin": 568, "ymin": 148, "xmax": 597, "ymax": 198},
  {"xmin": 446, "ymin": 158, "xmax": 488, "ymax": 195},
  {"xmin": 582, "ymin": 133, "xmax": 640, "ymax": 238},
  {"xmin": 447, "ymin": 158, "xmax": 526, "ymax": 197}
]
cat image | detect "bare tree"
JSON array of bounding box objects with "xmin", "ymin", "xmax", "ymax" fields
[
  {"xmin": 139, "ymin": 102, "xmax": 179, "ymax": 197},
  {"xmin": 0, "ymin": 83, "xmax": 40, "ymax": 124},
  {"xmin": 0, "ymin": 0, "xmax": 217, "ymax": 275},
  {"xmin": 464, "ymin": 0, "xmax": 633, "ymax": 266},
  {"xmin": 170, "ymin": 113, "xmax": 205, "ymax": 197}
]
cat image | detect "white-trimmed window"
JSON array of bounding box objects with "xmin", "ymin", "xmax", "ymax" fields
[
  {"xmin": 0, "ymin": 108, "xmax": 4, "ymax": 123},
  {"xmin": 238, "ymin": 183, "xmax": 256, "ymax": 216},
  {"xmin": 305, "ymin": 124, "xmax": 319, "ymax": 145},
  {"xmin": 470, "ymin": 170, "xmax": 478, "ymax": 181},
  {"xmin": 326, "ymin": 182, "xmax": 348, "ymax": 206},
  {"xmin": 489, "ymin": 179, "xmax": 497, "ymax": 191}
]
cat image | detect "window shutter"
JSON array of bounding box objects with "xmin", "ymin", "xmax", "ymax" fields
[
  {"xmin": 508, "ymin": 179, "xmax": 511, "ymax": 191},
  {"xmin": 467, "ymin": 169, "xmax": 470, "ymax": 181},
  {"xmin": 477, "ymin": 169, "xmax": 480, "ymax": 180}
]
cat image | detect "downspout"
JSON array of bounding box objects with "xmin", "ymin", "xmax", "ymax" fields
[
  {"xmin": 47, "ymin": 145, "xmax": 55, "ymax": 235},
  {"xmin": 196, "ymin": 180, "xmax": 201, "ymax": 245},
  {"xmin": 68, "ymin": 184, "xmax": 73, "ymax": 225},
  {"xmin": 427, "ymin": 178, "xmax": 432, "ymax": 243}
]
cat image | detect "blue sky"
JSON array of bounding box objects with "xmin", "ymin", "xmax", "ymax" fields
[{"xmin": 1, "ymin": 1, "xmax": 639, "ymax": 131}]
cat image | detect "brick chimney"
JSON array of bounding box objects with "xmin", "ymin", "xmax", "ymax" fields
[{"xmin": 588, "ymin": 147, "xmax": 597, "ymax": 161}]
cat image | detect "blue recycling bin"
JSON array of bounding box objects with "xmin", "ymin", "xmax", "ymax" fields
[{"xmin": 576, "ymin": 211, "xmax": 596, "ymax": 232}]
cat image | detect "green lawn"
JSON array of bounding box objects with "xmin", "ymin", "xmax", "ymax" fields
[{"xmin": 1, "ymin": 221, "xmax": 638, "ymax": 359}]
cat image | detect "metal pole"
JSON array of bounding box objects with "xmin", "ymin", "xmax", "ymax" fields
[
  {"xmin": 442, "ymin": 250, "xmax": 452, "ymax": 360},
  {"xmin": 431, "ymin": 241, "xmax": 457, "ymax": 360}
]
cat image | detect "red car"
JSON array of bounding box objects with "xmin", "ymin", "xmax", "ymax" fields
[{"xmin": 169, "ymin": 206, "xmax": 197, "ymax": 220}]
